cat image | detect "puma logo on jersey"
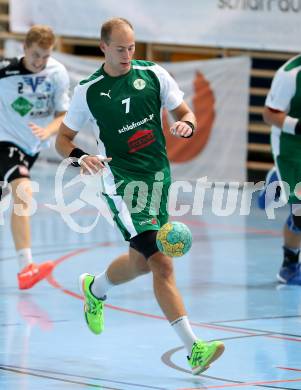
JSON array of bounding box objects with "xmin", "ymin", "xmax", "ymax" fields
[{"xmin": 100, "ymin": 90, "xmax": 111, "ymax": 99}]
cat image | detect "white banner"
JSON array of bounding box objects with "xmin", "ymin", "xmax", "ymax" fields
[
  {"xmin": 162, "ymin": 56, "xmax": 250, "ymax": 182},
  {"xmin": 9, "ymin": 0, "xmax": 301, "ymax": 52},
  {"xmin": 5, "ymin": 41, "xmax": 250, "ymax": 182}
]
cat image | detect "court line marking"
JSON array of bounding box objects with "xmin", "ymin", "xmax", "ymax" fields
[
  {"xmin": 0, "ymin": 364, "xmax": 168, "ymax": 390},
  {"xmin": 176, "ymin": 375, "xmax": 301, "ymax": 389},
  {"xmin": 213, "ymin": 315, "xmax": 301, "ymax": 323},
  {"xmin": 180, "ymin": 219, "xmax": 282, "ymax": 237},
  {"xmin": 0, "ymin": 365, "xmax": 120, "ymax": 389},
  {"xmin": 277, "ymin": 366, "xmax": 301, "ymax": 372}
]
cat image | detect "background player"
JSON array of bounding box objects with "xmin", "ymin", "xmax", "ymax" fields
[
  {"xmin": 263, "ymin": 54, "xmax": 301, "ymax": 285},
  {"xmin": 0, "ymin": 25, "xmax": 70, "ymax": 289}
]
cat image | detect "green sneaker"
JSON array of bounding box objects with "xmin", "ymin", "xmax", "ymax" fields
[
  {"xmin": 79, "ymin": 273, "xmax": 105, "ymax": 335},
  {"xmin": 187, "ymin": 340, "xmax": 225, "ymax": 375}
]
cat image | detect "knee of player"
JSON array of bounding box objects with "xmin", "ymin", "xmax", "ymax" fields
[
  {"xmin": 12, "ymin": 182, "xmax": 33, "ymax": 206},
  {"xmin": 129, "ymin": 230, "xmax": 175, "ymax": 278},
  {"xmin": 149, "ymin": 254, "xmax": 174, "ymax": 279}
]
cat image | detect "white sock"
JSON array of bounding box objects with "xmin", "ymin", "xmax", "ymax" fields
[
  {"xmin": 170, "ymin": 316, "xmax": 198, "ymax": 353},
  {"xmin": 91, "ymin": 270, "xmax": 114, "ymax": 299},
  {"xmin": 17, "ymin": 248, "xmax": 33, "ymax": 270}
]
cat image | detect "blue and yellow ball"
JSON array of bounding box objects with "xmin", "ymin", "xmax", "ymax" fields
[{"xmin": 156, "ymin": 221, "xmax": 192, "ymax": 257}]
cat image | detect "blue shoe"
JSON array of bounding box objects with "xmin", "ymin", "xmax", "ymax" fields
[
  {"xmin": 277, "ymin": 263, "xmax": 301, "ymax": 285},
  {"xmin": 257, "ymin": 167, "xmax": 281, "ymax": 209}
]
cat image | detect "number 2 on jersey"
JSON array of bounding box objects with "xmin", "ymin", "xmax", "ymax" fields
[{"xmin": 122, "ymin": 97, "xmax": 130, "ymax": 114}]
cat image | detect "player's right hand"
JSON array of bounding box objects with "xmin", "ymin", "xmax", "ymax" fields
[{"xmin": 79, "ymin": 155, "xmax": 112, "ymax": 175}]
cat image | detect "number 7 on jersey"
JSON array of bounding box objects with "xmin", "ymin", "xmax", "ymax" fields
[{"xmin": 122, "ymin": 97, "xmax": 130, "ymax": 114}]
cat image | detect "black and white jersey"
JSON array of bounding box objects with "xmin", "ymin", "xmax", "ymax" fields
[{"xmin": 0, "ymin": 56, "xmax": 69, "ymax": 156}]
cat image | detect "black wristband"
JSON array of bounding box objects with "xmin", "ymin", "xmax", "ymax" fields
[
  {"xmin": 295, "ymin": 120, "xmax": 301, "ymax": 135},
  {"xmin": 69, "ymin": 148, "xmax": 89, "ymax": 167},
  {"xmin": 181, "ymin": 121, "xmax": 195, "ymax": 138}
]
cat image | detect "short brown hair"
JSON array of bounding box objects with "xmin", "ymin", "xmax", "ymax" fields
[
  {"xmin": 24, "ymin": 25, "xmax": 56, "ymax": 49},
  {"xmin": 101, "ymin": 18, "xmax": 133, "ymax": 44}
]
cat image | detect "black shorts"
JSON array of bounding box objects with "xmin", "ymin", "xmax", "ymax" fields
[{"xmin": 0, "ymin": 141, "xmax": 39, "ymax": 187}]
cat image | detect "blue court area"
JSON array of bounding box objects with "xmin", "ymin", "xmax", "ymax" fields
[{"xmin": 1, "ymin": 162, "xmax": 301, "ymax": 390}]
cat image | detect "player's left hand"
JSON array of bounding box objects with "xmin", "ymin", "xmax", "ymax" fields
[
  {"xmin": 29, "ymin": 122, "xmax": 51, "ymax": 140},
  {"xmin": 170, "ymin": 121, "xmax": 193, "ymax": 138}
]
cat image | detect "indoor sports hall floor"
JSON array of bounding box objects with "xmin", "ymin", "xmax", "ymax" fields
[{"xmin": 1, "ymin": 161, "xmax": 301, "ymax": 390}]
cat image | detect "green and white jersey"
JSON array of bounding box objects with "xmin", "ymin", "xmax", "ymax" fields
[
  {"xmin": 64, "ymin": 60, "xmax": 184, "ymax": 181},
  {"xmin": 266, "ymin": 55, "xmax": 301, "ymax": 203},
  {"xmin": 265, "ymin": 55, "xmax": 301, "ymax": 158},
  {"xmin": 0, "ymin": 57, "xmax": 70, "ymax": 156}
]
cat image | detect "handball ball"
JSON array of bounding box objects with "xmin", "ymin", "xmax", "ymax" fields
[{"xmin": 156, "ymin": 221, "xmax": 192, "ymax": 257}]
